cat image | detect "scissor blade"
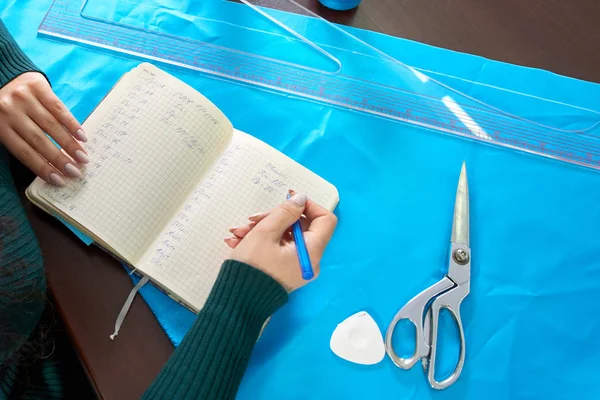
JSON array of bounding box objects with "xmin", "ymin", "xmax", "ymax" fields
[{"xmin": 451, "ymin": 162, "xmax": 469, "ymax": 246}]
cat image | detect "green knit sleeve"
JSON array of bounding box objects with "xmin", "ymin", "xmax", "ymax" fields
[
  {"xmin": 142, "ymin": 260, "xmax": 288, "ymax": 400},
  {"xmin": 0, "ymin": 148, "xmax": 46, "ymax": 369},
  {"xmin": 0, "ymin": 19, "xmax": 45, "ymax": 88}
]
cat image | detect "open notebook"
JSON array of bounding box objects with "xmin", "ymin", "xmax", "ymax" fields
[{"xmin": 27, "ymin": 63, "xmax": 339, "ymax": 312}]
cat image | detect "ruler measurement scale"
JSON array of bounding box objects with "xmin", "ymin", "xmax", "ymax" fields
[{"xmin": 39, "ymin": 0, "xmax": 600, "ymax": 170}]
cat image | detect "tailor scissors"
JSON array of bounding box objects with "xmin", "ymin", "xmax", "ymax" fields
[{"xmin": 385, "ymin": 162, "xmax": 471, "ymax": 390}]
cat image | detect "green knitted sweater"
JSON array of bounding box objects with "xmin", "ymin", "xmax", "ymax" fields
[{"xmin": 0, "ymin": 19, "xmax": 288, "ymax": 399}]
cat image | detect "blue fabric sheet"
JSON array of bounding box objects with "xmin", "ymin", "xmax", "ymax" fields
[{"xmin": 4, "ymin": 0, "xmax": 600, "ymax": 398}]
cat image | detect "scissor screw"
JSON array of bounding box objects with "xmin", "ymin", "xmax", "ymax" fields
[{"xmin": 453, "ymin": 249, "xmax": 469, "ymax": 265}]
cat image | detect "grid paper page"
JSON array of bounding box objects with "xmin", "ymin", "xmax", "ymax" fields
[
  {"xmin": 38, "ymin": 64, "xmax": 233, "ymax": 263},
  {"xmin": 139, "ymin": 130, "xmax": 339, "ymax": 312}
]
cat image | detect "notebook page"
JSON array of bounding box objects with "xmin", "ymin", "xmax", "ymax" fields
[
  {"xmin": 138, "ymin": 129, "xmax": 339, "ymax": 311},
  {"xmin": 36, "ymin": 64, "xmax": 233, "ymax": 263}
]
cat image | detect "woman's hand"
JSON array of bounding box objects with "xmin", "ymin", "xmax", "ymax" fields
[
  {"xmin": 225, "ymin": 192, "xmax": 337, "ymax": 292},
  {"xmin": 0, "ymin": 72, "xmax": 88, "ymax": 186}
]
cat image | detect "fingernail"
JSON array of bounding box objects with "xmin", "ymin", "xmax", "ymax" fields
[
  {"xmin": 228, "ymin": 225, "xmax": 244, "ymax": 233},
  {"xmin": 64, "ymin": 163, "xmax": 82, "ymax": 179},
  {"xmin": 75, "ymin": 150, "xmax": 89, "ymax": 164},
  {"xmin": 290, "ymin": 193, "xmax": 307, "ymax": 207},
  {"xmin": 49, "ymin": 173, "xmax": 66, "ymax": 187},
  {"xmin": 75, "ymin": 129, "xmax": 88, "ymax": 142},
  {"xmin": 249, "ymin": 212, "xmax": 265, "ymax": 222},
  {"xmin": 224, "ymin": 237, "xmax": 238, "ymax": 246}
]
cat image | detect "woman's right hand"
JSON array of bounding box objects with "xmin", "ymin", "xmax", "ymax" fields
[{"xmin": 225, "ymin": 192, "xmax": 337, "ymax": 293}]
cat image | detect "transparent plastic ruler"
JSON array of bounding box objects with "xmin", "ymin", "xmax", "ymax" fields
[{"xmin": 38, "ymin": 0, "xmax": 600, "ymax": 171}]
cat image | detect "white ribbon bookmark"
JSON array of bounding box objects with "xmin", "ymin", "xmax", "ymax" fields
[{"xmin": 110, "ymin": 275, "xmax": 150, "ymax": 340}]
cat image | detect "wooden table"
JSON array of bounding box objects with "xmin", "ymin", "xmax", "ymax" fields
[{"xmin": 14, "ymin": 0, "xmax": 600, "ymax": 399}]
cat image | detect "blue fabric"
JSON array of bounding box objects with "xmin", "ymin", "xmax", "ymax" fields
[
  {"xmin": 4, "ymin": 0, "xmax": 600, "ymax": 398},
  {"xmin": 127, "ymin": 268, "xmax": 196, "ymax": 341}
]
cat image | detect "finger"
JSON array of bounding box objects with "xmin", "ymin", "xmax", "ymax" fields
[
  {"xmin": 288, "ymin": 190, "xmax": 310, "ymax": 231},
  {"xmin": 224, "ymin": 237, "xmax": 241, "ymax": 249},
  {"xmin": 250, "ymin": 210, "xmax": 309, "ymax": 239},
  {"xmin": 1, "ymin": 126, "xmax": 65, "ymax": 186},
  {"xmin": 11, "ymin": 116, "xmax": 83, "ymax": 179},
  {"xmin": 255, "ymin": 193, "xmax": 307, "ymax": 240},
  {"xmin": 248, "ymin": 210, "xmax": 271, "ymax": 223},
  {"xmin": 302, "ymin": 198, "xmax": 330, "ymax": 221},
  {"xmin": 248, "ymin": 197, "xmax": 308, "ymax": 224},
  {"xmin": 304, "ymin": 199, "xmax": 337, "ymax": 233},
  {"xmin": 304, "ymin": 200, "xmax": 338, "ymax": 254},
  {"xmin": 300, "ymin": 215, "xmax": 310, "ymax": 232},
  {"xmin": 33, "ymin": 82, "xmax": 88, "ymax": 142},
  {"xmin": 26, "ymin": 98, "xmax": 88, "ymax": 164},
  {"xmin": 283, "ymin": 217, "xmax": 309, "ymax": 236},
  {"xmin": 281, "ymin": 230, "xmax": 293, "ymax": 243},
  {"xmin": 228, "ymin": 222, "xmax": 255, "ymax": 239}
]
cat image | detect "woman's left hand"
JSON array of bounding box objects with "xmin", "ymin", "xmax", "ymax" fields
[{"xmin": 0, "ymin": 72, "xmax": 88, "ymax": 186}]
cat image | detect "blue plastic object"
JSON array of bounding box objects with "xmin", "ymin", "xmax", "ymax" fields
[
  {"xmin": 319, "ymin": 0, "xmax": 361, "ymax": 11},
  {"xmin": 286, "ymin": 193, "xmax": 314, "ymax": 280},
  {"xmin": 292, "ymin": 219, "xmax": 314, "ymax": 280}
]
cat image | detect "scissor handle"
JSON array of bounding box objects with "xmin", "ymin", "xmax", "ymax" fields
[
  {"xmin": 385, "ymin": 278, "xmax": 455, "ymax": 370},
  {"xmin": 426, "ymin": 283, "xmax": 469, "ymax": 390}
]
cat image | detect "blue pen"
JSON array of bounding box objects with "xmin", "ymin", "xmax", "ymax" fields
[{"xmin": 287, "ymin": 193, "xmax": 314, "ymax": 280}]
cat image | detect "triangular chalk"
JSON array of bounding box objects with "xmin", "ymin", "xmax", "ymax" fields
[{"xmin": 330, "ymin": 311, "xmax": 385, "ymax": 365}]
